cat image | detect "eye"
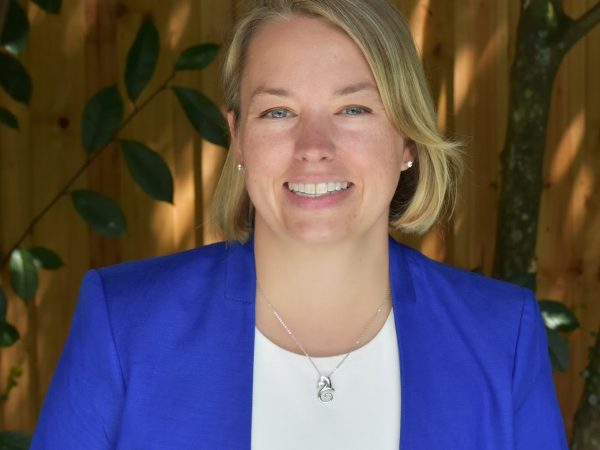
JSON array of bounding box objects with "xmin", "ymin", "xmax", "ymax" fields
[
  {"xmin": 340, "ymin": 106, "xmax": 371, "ymax": 116},
  {"xmin": 261, "ymin": 108, "xmax": 292, "ymax": 119}
]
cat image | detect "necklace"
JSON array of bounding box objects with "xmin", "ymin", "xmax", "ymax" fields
[{"xmin": 257, "ymin": 285, "xmax": 390, "ymax": 403}]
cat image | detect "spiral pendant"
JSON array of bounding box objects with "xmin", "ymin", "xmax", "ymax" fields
[{"xmin": 317, "ymin": 376, "xmax": 334, "ymax": 402}]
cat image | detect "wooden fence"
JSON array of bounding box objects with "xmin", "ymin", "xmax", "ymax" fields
[{"xmin": 0, "ymin": 0, "xmax": 598, "ymax": 438}]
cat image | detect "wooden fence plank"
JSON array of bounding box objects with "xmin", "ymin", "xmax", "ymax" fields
[{"xmin": 198, "ymin": 0, "xmax": 232, "ymax": 244}]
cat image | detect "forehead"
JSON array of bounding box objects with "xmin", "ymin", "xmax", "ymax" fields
[{"xmin": 240, "ymin": 15, "xmax": 376, "ymax": 94}]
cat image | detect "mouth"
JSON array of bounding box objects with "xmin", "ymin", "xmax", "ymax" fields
[{"xmin": 285, "ymin": 181, "xmax": 353, "ymax": 198}]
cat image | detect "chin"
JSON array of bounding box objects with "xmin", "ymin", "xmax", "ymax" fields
[{"xmin": 283, "ymin": 219, "xmax": 353, "ymax": 246}]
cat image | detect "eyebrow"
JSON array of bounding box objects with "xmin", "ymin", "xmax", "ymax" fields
[
  {"xmin": 249, "ymin": 88, "xmax": 291, "ymax": 102},
  {"xmin": 249, "ymin": 81, "xmax": 379, "ymax": 104},
  {"xmin": 333, "ymin": 81, "xmax": 379, "ymax": 97}
]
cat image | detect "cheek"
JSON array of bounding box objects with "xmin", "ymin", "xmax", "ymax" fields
[
  {"xmin": 240, "ymin": 130, "xmax": 291, "ymax": 205},
  {"xmin": 240, "ymin": 128, "xmax": 290, "ymax": 168},
  {"xmin": 348, "ymin": 131, "xmax": 403, "ymax": 183},
  {"xmin": 376, "ymin": 131, "xmax": 405, "ymax": 175}
]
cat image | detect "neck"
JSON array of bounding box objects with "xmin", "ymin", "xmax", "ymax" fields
[{"xmin": 254, "ymin": 227, "xmax": 391, "ymax": 318}]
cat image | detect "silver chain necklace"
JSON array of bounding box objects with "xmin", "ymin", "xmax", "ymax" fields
[{"xmin": 257, "ymin": 285, "xmax": 390, "ymax": 403}]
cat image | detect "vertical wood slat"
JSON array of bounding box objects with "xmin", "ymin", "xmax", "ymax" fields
[
  {"xmin": 84, "ymin": 0, "xmax": 122, "ymax": 269},
  {"xmin": 538, "ymin": 0, "xmax": 600, "ymax": 436},
  {"xmin": 0, "ymin": 68, "xmax": 33, "ymax": 431},
  {"xmin": 0, "ymin": 56, "xmax": 31, "ymax": 430},
  {"xmin": 0, "ymin": 0, "xmax": 598, "ymax": 436},
  {"xmin": 36, "ymin": 0, "xmax": 90, "ymax": 432},
  {"xmin": 393, "ymin": 0, "xmax": 457, "ymax": 262},
  {"xmin": 451, "ymin": 0, "xmax": 510, "ymax": 274},
  {"xmin": 170, "ymin": 0, "xmax": 203, "ymax": 252},
  {"xmin": 198, "ymin": 1, "xmax": 232, "ymax": 245}
]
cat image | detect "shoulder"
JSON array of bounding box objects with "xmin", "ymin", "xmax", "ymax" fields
[
  {"xmin": 81, "ymin": 241, "xmax": 244, "ymax": 330},
  {"xmin": 390, "ymin": 239, "xmax": 533, "ymax": 339},
  {"xmin": 75, "ymin": 241, "xmax": 249, "ymax": 372},
  {"xmin": 96, "ymin": 240, "xmax": 230, "ymax": 288},
  {"xmin": 393, "ymin": 239, "xmax": 528, "ymax": 306},
  {"xmin": 90, "ymin": 240, "xmax": 253, "ymax": 303}
]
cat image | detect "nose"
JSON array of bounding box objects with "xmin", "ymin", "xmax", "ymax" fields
[{"xmin": 294, "ymin": 114, "xmax": 335, "ymax": 163}]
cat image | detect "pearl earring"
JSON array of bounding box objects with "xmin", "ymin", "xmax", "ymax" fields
[
  {"xmin": 236, "ymin": 163, "xmax": 244, "ymax": 172},
  {"xmin": 406, "ymin": 161, "xmax": 413, "ymax": 169}
]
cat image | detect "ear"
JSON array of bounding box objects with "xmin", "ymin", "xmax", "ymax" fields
[
  {"xmin": 227, "ymin": 111, "xmax": 242, "ymax": 164},
  {"xmin": 400, "ymin": 138, "xmax": 417, "ymax": 172}
]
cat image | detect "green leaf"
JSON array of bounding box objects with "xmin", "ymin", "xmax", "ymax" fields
[
  {"xmin": 81, "ymin": 85, "xmax": 123, "ymax": 153},
  {"xmin": 125, "ymin": 19, "xmax": 159, "ymax": 102},
  {"xmin": 506, "ymin": 272, "xmax": 536, "ymax": 292},
  {"xmin": 9, "ymin": 249, "xmax": 38, "ymax": 303},
  {"xmin": 0, "ymin": 322, "xmax": 20, "ymax": 347},
  {"xmin": 0, "ymin": 430, "xmax": 31, "ymax": 448},
  {"xmin": 546, "ymin": 328, "xmax": 569, "ymax": 372},
  {"xmin": 539, "ymin": 299, "xmax": 580, "ymax": 333},
  {"xmin": 172, "ymin": 86, "xmax": 229, "ymax": 148},
  {"xmin": 71, "ymin": 190, "xmax": 127, "ymax": 237},
  {"xmin": 0, "ymin": 52, "xmax": 32, "ymax": 104},
  {"xmin": 0, "ymin": 106, "xmax": 19, "ymax": 129},
  {"xmin": 31, "ymin": 0, "xmax": 61, "ymax": 14},
  {"xmin": 28, "ymin": 247, "xmax": 64, "ymax": 270},
  {"xmin": 174, "ymin": 43, "xmax": 219, "ymax": 71},
  {"xmin": 0, "ymin": 365, "xmax": 23, "ymax": 402},
  {"xmin": 121, "ymin": 140, "xmax": 174, "ymax": 203},
  {"xmin": 0, "ymin": 0, "xmax": 29, "ymax": 56},
  {"xmin": 0, "ymin": 287, "xmax": 7, "ymax": 321}
]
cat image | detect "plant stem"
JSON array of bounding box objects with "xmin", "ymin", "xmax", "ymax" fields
[
  {"xmin": 0, "ymin": 71, "xmax": 176, "ymax": 271},
  {"xmin": 0, "ymin": 0, "xmax": 9, "ymax": 42},
  {"xmin": 562, "ymin": 2, "xmax": 600, "ymax": 51}
]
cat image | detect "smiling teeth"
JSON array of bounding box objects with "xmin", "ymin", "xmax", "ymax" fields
[{"xmin": 287, "ymin": 182, "xmax": 350, "ymax": 197}]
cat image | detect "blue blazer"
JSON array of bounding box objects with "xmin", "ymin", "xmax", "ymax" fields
[{"xmin": 32, "ymin": 238, "xmax": 567, "ymax": 449}]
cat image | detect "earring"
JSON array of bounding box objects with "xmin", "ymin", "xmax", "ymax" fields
[
  {"xmin": 236, "ymin": 163, "xmax": 244, "ymax": 172},
  {"xmin": 406, "ymin": 161, "xmax": 413, "ymax": 169}
]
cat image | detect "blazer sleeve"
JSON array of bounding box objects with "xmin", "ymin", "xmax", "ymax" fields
[
  {"xmin": 31, "ymin": 270, "xmax": 125, "ymax": 449},
  {"xmin": 512, "ymin": 289, "xmax": 568, "ymax": 449}
]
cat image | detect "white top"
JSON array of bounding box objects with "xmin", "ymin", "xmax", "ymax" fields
[{"xmin": 251, "ymin": 310, "xmax": 401, "ymax": 450}]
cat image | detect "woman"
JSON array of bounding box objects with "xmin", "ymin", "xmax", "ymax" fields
[{"xmin": 32, "ymin": 0, "xmax": 567, "ymax": 449}]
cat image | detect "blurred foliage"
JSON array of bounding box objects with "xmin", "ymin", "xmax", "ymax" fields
[
  {"xmin": 0, "ymin": 431, "xmax": 30, "ymax": 450},
  {"xmin": 505, "ymin": 273, "xmax": 580, "ymax": 372}
]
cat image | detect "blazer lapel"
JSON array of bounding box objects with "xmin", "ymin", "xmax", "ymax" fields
[
  {"xmin": 220, "ymin": 240, "xmax": 257, "ymax": 449},
  {"xmin": 390, "ymin": 238, "xmax": 458, "ymax": 450},
  {"xmin": 390, "ymin": 238, "xmax": 420, "ymax": 449}
]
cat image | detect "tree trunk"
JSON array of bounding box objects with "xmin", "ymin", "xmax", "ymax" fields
[
  {"xmin": 572, "ymin": 332, "xmax": 600, "ymax": 449},
  {"xmin": 492, "ymin": 0, "xmax": 600, "ymax": 446},
  {"xmin": 493, "ymin": 0, "xmax": 600, "ymax": 281}
]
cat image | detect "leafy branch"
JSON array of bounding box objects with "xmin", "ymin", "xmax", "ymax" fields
[
  {"xmin": 0, "ymin": 71, "xmax": 176, "ymax": 271},
  {"xmin": 0, "ymin": 8, "xmax": 228, "ymax": 353}
]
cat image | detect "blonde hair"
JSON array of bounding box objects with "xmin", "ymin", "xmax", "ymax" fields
[{"xmin": 213, "ymin": 0, "xmax": 462, "ymax": 242}]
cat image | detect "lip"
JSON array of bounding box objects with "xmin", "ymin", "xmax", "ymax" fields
[
  {"xmin": 282, "ymin": 182, "xmax": 354, "ymax": 209},
  {"xmin": 284, "ymin": 175, "xmax": 352, "ymax": 184}
]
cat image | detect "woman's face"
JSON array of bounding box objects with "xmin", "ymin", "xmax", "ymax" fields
[{"xmin": 229, "ymin": 15, "xmax": 414, "ymax": 245}]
